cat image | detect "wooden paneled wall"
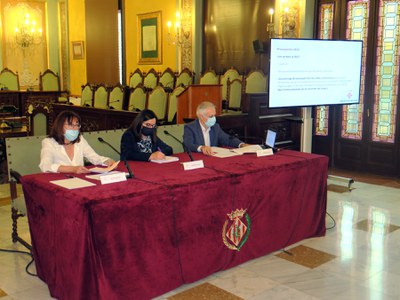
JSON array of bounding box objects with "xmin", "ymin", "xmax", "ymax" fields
[{"xmin": 85, "ymin": 0, "xmax": 119, "ymax": 85}]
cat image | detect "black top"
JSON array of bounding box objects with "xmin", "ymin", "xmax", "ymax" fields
[{"xmin": 120, "ymin": 129, "xmax": 173, "ymax": 161}]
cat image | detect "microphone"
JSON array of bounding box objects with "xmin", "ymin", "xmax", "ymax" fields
[
  {"xmin": 98, "ymin": 137, "xmax": 134, "ymax": 178},
  {"xmin": 108, "ymin": 99, "xmax": 120, "ymax": 109},
  {"xmin": 128, "ymin": 104, "xmax": 141, "ymax": 112},
  {"xmin": 163, "ymin": 130, "xmax": 194, "ymax": 161}
]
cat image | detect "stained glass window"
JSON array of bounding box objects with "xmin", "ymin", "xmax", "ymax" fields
[
  {"xmin": 371, "ymin": 0, "xmax": 399, "ymax": 143},
  {"xmin": 315, "ymin": 3, "xmax": 334, "ymax": 136},
  {"xmin": 341, "ymin": 0, "xmax": 369, "ymax": 140}
]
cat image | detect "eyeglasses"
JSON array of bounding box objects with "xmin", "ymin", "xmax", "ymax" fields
[
  {"xmin": 65, "ymin": 123, "xmax": 81, "ymax": 129},
  {"xmin": 142, "ymin": 122, "xmax": 157, "ymax": 128}
]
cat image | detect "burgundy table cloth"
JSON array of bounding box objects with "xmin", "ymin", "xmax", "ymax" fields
[{"xmin": 21, "ymin": 150, "xmax": 328, "ymax": 300}]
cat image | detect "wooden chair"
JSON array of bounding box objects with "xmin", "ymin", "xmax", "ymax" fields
[
  {"xmin": 129, "ymin": 68, "xmax": 144, "ymax": 88},
  {"xmin": 244, "ymin": 69, "xmax": 267, "ymax": 93},
  {"xmin": 166, "ymin": 86, "xmax": 185, "ymax": 124},
  {"xmin": 175, "ymin": 68, "xmax": 194, "ymax": 88},
  {"xmin": 0, "ymin": 68, "xmax": 20, "ymax": 91},
  {"xmin": 25, "ymin": 99, "xmax": 51, "ymax": 136},
  {"xmin": 93, "ymin": 84, "xmax": 109, "ymax": 109},
  {"xmin": 146, "ymin": 86, "xmax": 167, "ymax": 121},
  {"xmin": 39, "ymin": 69, "xmax": 61, "ymax": 91},
  {"xmin": 128, "ymin": 86, "xmax": 147, "ymax": 111},
  {"xmin": 6, "ymin": 135, "xmax": 44, "ymax": 250},
  {"xmin": 143, "ymin": 68, "xmax": 159, "ymax": 91},
  {"xmin": 159, "ymin": 68, "xmax": 176, "ymax": 92},
  {"xmin": 199, "ymin": 69, "xmax": 219, "ymax": 85},
  {"xmin": 220, "ymin": 67, "xmax": 242, "ymax": 101},
  {"xmin": 108, "ymin": 84, "xmax": 125, "ymax": 110},
  {"xmin": 227, "ymin": 78, "xmax": 243, "ymax": 111},
  {"xmin": 81, "ymin": 83, "xmax": 94, "ymax": 106}
]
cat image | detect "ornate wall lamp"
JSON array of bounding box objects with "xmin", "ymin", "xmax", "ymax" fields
[
  {"xmin": 166, "ymin": 12, "xmax": 190, "ymax": 47},
  {"xmin": 266, "ymin": 0, "xmax": 299, "ymax": 39}
]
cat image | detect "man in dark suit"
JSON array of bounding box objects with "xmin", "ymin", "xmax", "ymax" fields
[{"xmin": 183, "ymin": 101, "xmax": 248, "ymax": 155}]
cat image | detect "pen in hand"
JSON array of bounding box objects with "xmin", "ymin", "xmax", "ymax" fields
[{"xmin": 157, "ymin": 147, "xmax": 163, "ymax": 153}]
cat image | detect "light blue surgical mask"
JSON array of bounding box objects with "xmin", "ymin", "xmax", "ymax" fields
[
  {"xmin": 205, "ymin": 116, "xmax": 216, "ymax": 128},
  {"xmin": 65, "ymin": 129, "xmax": 79, "ymax": 142}
]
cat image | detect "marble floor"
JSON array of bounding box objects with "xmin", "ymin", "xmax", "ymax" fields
[{"xmin": 0, "ymin": 172, "xmax": 399, "ymax": 300}]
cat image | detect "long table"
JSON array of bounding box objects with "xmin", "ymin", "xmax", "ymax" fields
[{"xmin": 21, "ymin": 150, "xmax": 328, "ymax": 300}]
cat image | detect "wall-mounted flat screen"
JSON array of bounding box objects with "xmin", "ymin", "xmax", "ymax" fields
[{"xmin": 268, "ymin": 38, "xmax": 363, "ymax": 108}]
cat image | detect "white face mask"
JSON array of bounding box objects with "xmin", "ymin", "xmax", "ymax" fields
[
  {"xmin": 205, "ymin": 116, "xmax": 216, "ymax": 127},
  {"xmin": 65, "ymin": 129, "xmax": 79, "ymax": 141}
]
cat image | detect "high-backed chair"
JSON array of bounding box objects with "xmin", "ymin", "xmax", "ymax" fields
[
  {"xmin": 39, "ymin": 69, "xmax": 60, "ymax": 91},
  {"xmin": 93, "ymin": 84, "xmax": 109, "ymax": 109},
  {"xmin": 108, "ymin": 84, "xmax": 125, "ymax": 110},
  {"xmin": 157, "ymin": 124, "xmax": 185, "ymax": 153},
  {"xmin": 82, "ymin": 129, "xmax": 126, "ymax": 162},
  {"xmin": 244, "ymin": 69, "xmax": 267, "ymax": 93},
  {"xmin": 146, "ymin": 86, "xmax": 167, "ymax": 121},
  {"xmin": 175, "ymin": 68, "xmax": 194, "ymax": 88},
  {"xmin": 128, "ymin": 86, "xmax": 147, "ymax": 111},
  {"xmin": 6, "ymin": 135, "xmax": 44, "ymax": 249},
  {"xmin": 25, "ymin": 100, "xmax": 51, "ymax": 136},
  {"xmin": 220, "ymin": 67, "xmax": 242, "ymax": 101},
  {"xmin": 159, "ymin": 68, "xmax": 175, "ymax": 92},
  {"xmin": 227, "ymin": 78, "xmax": 243, "ymax": 111},
  {"xmin": 129, "ymin": 68, "xmax": 144, "ymax": 88},
  {"xmin": 0, "ymin": 68, "xmax": 20, "ymax": 91},
  {"xmin": 143, "ymin": 68, "xmax": 159, "ymax": 91},
  {"xmin": 199, "ymin": 69, "xmax": 219, "ymax": 85},
  {"xmin": 166, "ymin": 86, "xmax": 185, "ymax": 124},
  {"xmin": 81, "ymin": 83, "xmax": 94, "ymax": 106}
]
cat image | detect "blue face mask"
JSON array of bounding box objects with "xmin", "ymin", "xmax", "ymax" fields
[
  {"xmin": 65, "ymin": 129, "xmax": 79, "ymax": 142},
  {"xmin": 205, "ymin": 116, "xmax": 216, "ymax": 128}
]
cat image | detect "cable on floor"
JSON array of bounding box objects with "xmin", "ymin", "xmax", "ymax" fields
[{"xmin": 0, "ymin": 248, "xmax": 38, "ymax": 277}]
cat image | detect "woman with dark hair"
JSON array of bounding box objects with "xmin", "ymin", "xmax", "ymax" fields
[
  {"xmin": 39, "ymin": 110, "xmax": 115, "ymax": 173},
  {"xmin": 120, "ymin": 109, "xmax": 173, "ymax": 161}
]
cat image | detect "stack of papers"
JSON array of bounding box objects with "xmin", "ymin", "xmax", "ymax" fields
[
  {"xmin": 211, "ymin": 145, "xmax": 263, "ymax": 158},
  {"xmin": 150, "ymin": 156, "xmax": 179, "ymax": 164}
]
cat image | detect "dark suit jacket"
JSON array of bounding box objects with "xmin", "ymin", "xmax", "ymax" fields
[
  {"xmin": 183, "ymin": 119, "xmax": 242, "ymax": 152},
  {"xmin": 120, "ymin": 129, "xmax": 173, "ymax": 161}
]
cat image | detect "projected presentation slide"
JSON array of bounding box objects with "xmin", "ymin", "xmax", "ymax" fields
[{"xmin": 269, "ymin": 38, "xmax": 363, "ymax": 108}]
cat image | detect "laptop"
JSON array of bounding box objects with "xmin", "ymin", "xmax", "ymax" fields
[{"xmin": 265, "ymin": 129, "xmax": 277, "ymax": 150}]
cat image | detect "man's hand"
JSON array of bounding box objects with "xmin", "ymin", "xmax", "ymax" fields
[
  {"xmin": 200, "ymin": 146, "xmax": 214, "ymax": 156},
  {"xmin": 239, "ymin": 143, "xmax": 252, "ymax": 148}
]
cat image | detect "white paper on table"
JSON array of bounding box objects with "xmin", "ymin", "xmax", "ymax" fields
[
  {"xmin": 211, "ymin": 147, "xmax": 242, "ymax": 158},
  {"xmin": 150, "ymin": 156, "xmax": 180, "ymax": 164},
  {"xmin": 50, "ymin": 177, "xmax": 96, "ymax": 189}
]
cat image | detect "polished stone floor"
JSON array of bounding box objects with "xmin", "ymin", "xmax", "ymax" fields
[{"xmin": 0, "ymin": 171, "xmax": 399, "ymax": 299}]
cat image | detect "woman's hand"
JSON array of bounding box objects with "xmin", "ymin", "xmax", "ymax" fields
[
  {"xmin": 149, "ymin": 151, "xmax": 166, "ymax": 160},
  {"xmin": 74, "ymin": 166, "xmax": 90, "ymax": 174},
  {"xmin": 104, "ymin": 159, "xmax": 116, "ymax": 166}
]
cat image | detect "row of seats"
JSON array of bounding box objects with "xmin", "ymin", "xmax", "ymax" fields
[
  {"xmin": 128, "ymin": 66, "xmax": 268, "ymax": 111},
  {"xmin": 76, "ymin": 66, "xmax": 267, "ymax": 117},
  {"xmin": 199, "ymin": 67, "xmax": 268, "ymax": 111},
  {"xmin": 74, "ymin": 83, "xmax": 185, "ymax": 124},
  {"xmin": 129, "ymin": 67, "xmax": 194, "ymax": 91},
  {"xmin": 0, "ymin": 68, "xmax": 63, "ymax": 92}
]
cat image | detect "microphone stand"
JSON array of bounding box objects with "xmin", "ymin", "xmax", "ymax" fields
[
  {"xmin": 98, "ymin": 137, "xmax": 134, "ymax": 178},
  {"xmin": 163, "ymin": 130, "xmax": 194, "ymax": 161}
]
